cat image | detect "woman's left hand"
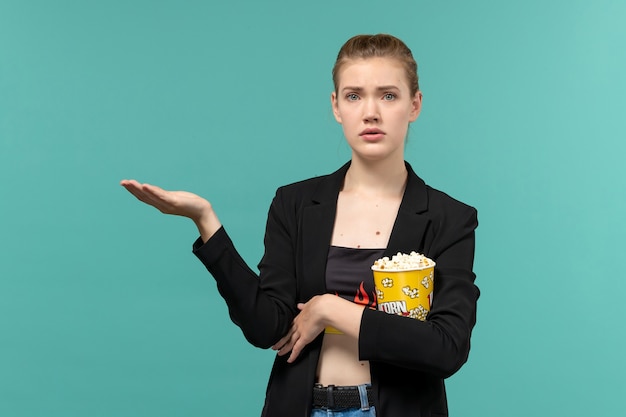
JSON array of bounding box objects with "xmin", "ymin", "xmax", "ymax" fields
[{"xmin": 272, "ymin": 295, "xmax": 330, "ymax": 363}]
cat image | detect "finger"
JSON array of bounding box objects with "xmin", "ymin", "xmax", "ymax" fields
[
  {"xmin": 277, "ymin": 342, "xmax": 294, "ymax": 357},
  {"xmin": 140, "ymin": 183, "xmax": 168, "ymax": 198},
  {"xmin": 297, "ymin": 303, "xmax": 306, "ymax": 310},
  {"xmin": 121, "ymin": 180, "xmax": 151, "ymax": 197},
  {"xmin": 277, "ymin": 334, "xmax": 296, "ymax": 356},
  {"xmin": 271, "ymin": 335, "xmax": 290, "ymax": 351},
  {"xmin": 122, "ymin": 183, "xmax": 154, "ymax": 204},
  {"xmin": 271, "ymin": 327, "xmax": 294, "ymax": 351},
  {"xmin": 121, "ymin": 181, "xmax": 196, "ymax": 220},
  {"xmin": 124, "ymin": 183, "xmax": 178, "ymax": 213},
  {"xmin": 121, "ymin": 180, "xmax": 148, "ymax": 197},
  {"xmin": 120, "ymin": 179, "xmax": 139, "ymax": 187},
  {"xmin": 286, "ymin": 323, "xmax": 325, "ymax": 363},
  {"xmin": 120, "ymin": 180, "xmax": 140, "ymax": 194},
  {"xmin": 124, "ymin": 185, "xmax": 164, "ymax": 209},
  {"xmin": 277, "ymin": 330, "xmax": 299, "ymax": 357},
  {"xmin": 287, "ymin": 339, "xmax": 304, "ymax": 363},
  {"xmin": 141, "ymin": 184, "xmax": 186, "ymax": 214},
  {"xmin": 121, "ymin": 181, "xmax": 164, "ymax": 201}
]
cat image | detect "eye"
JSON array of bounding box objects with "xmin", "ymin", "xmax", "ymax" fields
[
  {"xmin": 383, "ymin": 93, "xmax": 396, "ymax": 101},
  {"xmin": 346, "ymin": 93, "xmax": 359, "ymax": 101}
]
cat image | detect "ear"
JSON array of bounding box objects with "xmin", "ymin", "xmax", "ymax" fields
[
  {"xmin": 331, "ymin": 91, "xmax": 342, "ymax": 124},
  {"xmin": 409, "ymin": 91, "xmax": 423, "ymax": 122}
]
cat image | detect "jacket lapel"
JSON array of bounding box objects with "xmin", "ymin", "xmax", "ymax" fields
[
  {"xmin": 299, "ymin": 162, "xmax": 431, "ymax": 298},
  {"xmin": 300, "ymin": 163, "xmax": 351, "ymax": 299},
  {"xmin": 385, "ymin": 163, "xmax": 431, "ymax": 257}
]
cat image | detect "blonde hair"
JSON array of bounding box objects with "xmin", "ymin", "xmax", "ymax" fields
[{"xmin": 332, "ymin": 34, "xmax": 420, "ymax": 95}]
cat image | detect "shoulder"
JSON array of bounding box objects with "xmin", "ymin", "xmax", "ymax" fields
[
  {"xmin": 422, "ymin": 184, "xmax": 479, "ymax": 239},
  {"xmin": 405, "ymin": 162, "xmax": 477, "ymax": 221},
  {"xmin": 403, "ymin": 163, "xmax": 478, "ymax": 237},
  {"xmin": 271, "ymin": 175, "xmax": 328, "ymax": 210},
  {"xmin": 426, "ymin": 185, "xmax": 477, "ymax": 218},
  {"xmin": 273, "ymin": 162, "xmax": 349, "ymax": 206}
]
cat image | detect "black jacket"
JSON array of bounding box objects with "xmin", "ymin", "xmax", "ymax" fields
[{"xmin": 193, "ymin": 162, "xmax": 479, "ymax": 416}]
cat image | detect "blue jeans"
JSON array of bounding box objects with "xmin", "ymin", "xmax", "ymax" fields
[
  {"xmin": 311, "ymin": 384, "xmax": 376, "ymax": 417},
  {"xmin": 310, "ymin": 407, "xmax": 376, "ymax": 417}
]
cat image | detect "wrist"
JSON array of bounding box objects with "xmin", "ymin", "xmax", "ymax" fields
[
  {"xmin": 322, "ymin": 295, "xmax": 365, "ymax": 337},
  {"xmin": 319, "ymin": 294, "xmax": 335, "ymax": 327},
  {"xmin": 194, "ymin": 206, "xmax": 222, "ymax": 243}
]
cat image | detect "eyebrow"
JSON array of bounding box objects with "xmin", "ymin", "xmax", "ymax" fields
[{"xmin": 341, "ymin": 85, "xmax": 401, "ymax": 92}]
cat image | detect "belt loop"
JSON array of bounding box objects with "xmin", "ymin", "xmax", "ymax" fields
[
  {"xmin": 327, "ymin": 385, "xmax": 335, "ymax": 410},
  {"xmin": 358, "ymin": 384, "xmax": 370, "ymax": 411}
]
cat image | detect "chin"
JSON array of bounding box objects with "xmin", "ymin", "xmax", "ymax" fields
[
  {"xmin": 352, "ymin": 151, "xmax": 397, "ymax": 163},
  {"xmin": 352, "ymin": 145, "xmax": 403, "ymax": 161}
]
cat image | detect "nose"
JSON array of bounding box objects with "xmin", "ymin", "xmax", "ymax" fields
[{"xmin": 363, "ymin": 98, "xmax": 380, "ymax": 123}]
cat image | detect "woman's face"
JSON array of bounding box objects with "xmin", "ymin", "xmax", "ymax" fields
[{"xmin": 331, "ymin": 57, "xmax": 422, "ymax": 163}]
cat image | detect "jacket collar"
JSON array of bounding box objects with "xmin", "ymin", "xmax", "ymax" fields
[
  {"xmin": 301, "ymin": 161, "xmax": 431, "ymax": 299},
  {"xmin": 310, "ymin": 161, "xmax": 429, "ymax": 215}
]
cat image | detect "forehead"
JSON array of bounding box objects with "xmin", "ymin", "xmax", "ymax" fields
[{"xmin": 336, "ymin": 57, "xmax": 409, "ymax": 90}]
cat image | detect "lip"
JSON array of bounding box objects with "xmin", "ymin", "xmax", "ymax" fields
[
  {"xmin": 360, "ymin": 128, "xmax": 385, "ymax": 136},
  {"xmin": 359, "ymin": 128, "xmax": 385, "ymax": 141}
]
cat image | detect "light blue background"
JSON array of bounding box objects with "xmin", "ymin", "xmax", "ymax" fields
[{"xmin": 1, "ymin": 0, "xmax": 625, "ymax": 415}]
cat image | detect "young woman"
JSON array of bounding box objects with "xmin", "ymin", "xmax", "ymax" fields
[{"xmin": 121, "ymin": 34, "xmax": 479, "ymax": 417}]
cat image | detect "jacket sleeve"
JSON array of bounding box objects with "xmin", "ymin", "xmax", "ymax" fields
[
  {"xmin": 192, "ymin": 188, "xmax": 298, "ymax": 348},
  {"xmin": 358, "ymin": 205, "xmax": 479, "ymax": 378}
]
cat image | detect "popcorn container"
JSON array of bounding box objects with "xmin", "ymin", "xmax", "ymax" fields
[{"xmin": 372, "ymin": 261, "xmax": 435, "ymax": 321}]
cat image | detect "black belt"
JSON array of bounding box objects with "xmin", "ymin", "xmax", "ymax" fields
[{"xmin": 312, "ymin": 384, "xmax": 374, "ymax": 409}]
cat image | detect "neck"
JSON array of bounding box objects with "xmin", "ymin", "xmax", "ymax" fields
[{"xmin": 343, "ymin": 156, "xmax": 408, "ymax": 198}]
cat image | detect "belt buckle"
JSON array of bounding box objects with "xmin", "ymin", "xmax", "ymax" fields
[{"xmin": 326, "ymin": 384, "xmax": 335, "ymax": 409}]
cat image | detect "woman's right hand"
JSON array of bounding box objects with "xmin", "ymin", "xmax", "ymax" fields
[{"xmin": 120, "ymin": 179, "xmax": 222, "ymax": 242}]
